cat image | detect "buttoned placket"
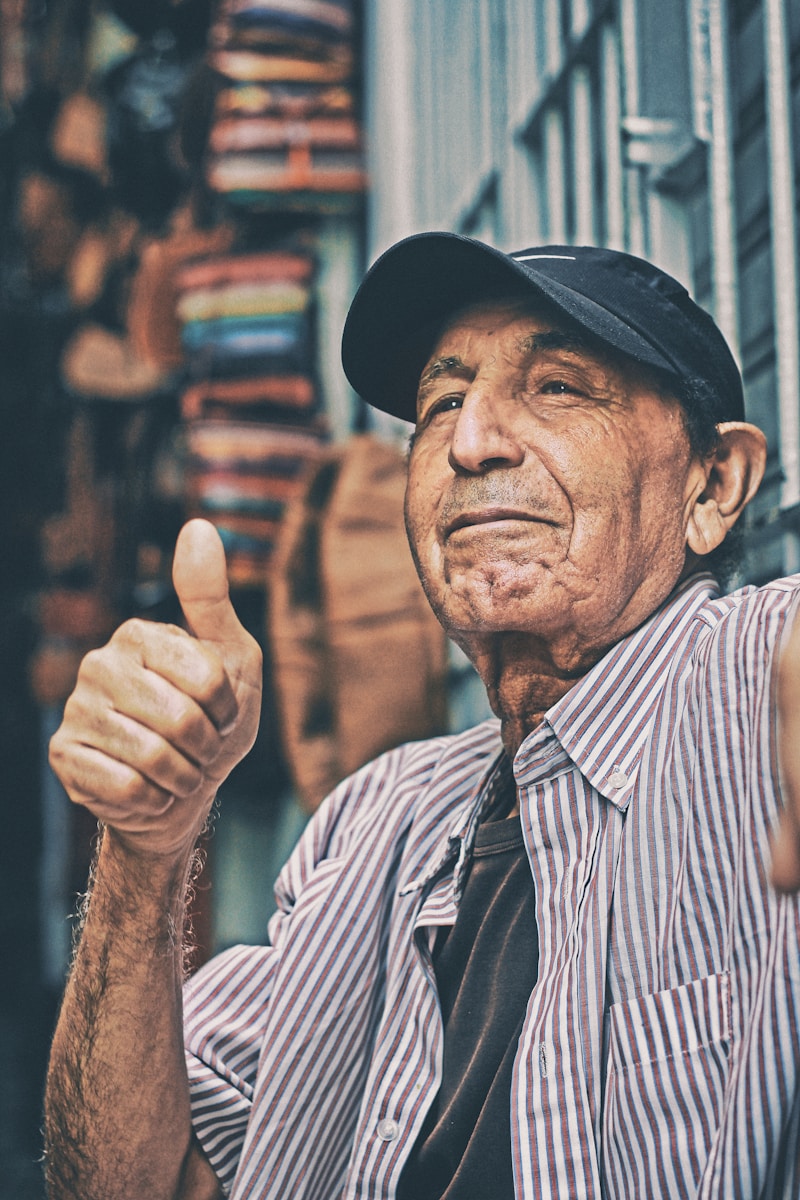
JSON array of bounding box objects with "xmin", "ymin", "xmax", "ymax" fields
[
  {"xmin": 344, "ymin": 751, "xmax": 511, "ymax": 1194},
  {"xmin": 511, "ymin": 728, "xmax": 628, "ymax": 1199},
  {"xmin": 343, "ymin": 577, "xmax": 720, "ymax": 1199},
  {"xmin": 502, "ymin": 581, "xmax": 720, "ymax": 1199}
]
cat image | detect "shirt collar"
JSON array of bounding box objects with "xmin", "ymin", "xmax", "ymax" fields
[
  {"xmin": 514, "ymin": 573, "xmax": 720, "ymax": 810},
  {"xmin": 402, "ymin": 572, "xmax": 720, "ymax": 897}
]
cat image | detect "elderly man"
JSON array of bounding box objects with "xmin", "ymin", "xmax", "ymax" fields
[{"xmin": 45, "ymin": 234, "xmax": 800, "ymax": 1200}]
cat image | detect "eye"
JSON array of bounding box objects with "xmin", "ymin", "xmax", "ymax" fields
[
  {"xmin": 540, "ymin": 378, "xmax": 578, "ymax": 395},
  {"xmin": 419, "ymin": 393, "xmax": 464, "ymax": 425}
]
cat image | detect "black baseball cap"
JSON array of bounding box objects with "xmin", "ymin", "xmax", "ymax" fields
[{"xmin": 341, "ymin": 231, "xmax": 745, "ymax": 424}]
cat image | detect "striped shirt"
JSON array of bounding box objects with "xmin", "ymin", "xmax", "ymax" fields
[{"xmin": 185, "ymin": 572, "xmax": 800, "ymax": 1198}]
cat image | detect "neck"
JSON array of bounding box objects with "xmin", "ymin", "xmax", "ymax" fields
[{"xmin": 462, "ymin": 631, "xmax": 612, "ymax": 758}]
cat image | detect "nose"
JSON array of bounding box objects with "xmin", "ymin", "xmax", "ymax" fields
[{"xmin": 447, "ymin": 382, "xmax": 525, "ymax": 475}]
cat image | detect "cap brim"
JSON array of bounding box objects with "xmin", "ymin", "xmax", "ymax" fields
[{"xmin": 341, "ymin": 231, "xmax": 680, "ymax": 423}]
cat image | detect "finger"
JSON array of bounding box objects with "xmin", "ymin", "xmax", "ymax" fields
[
  {"xmin": 51, "ymin": 700, "xmax": 205, "ymax": 801},
  {"xmin": 774, "ymin": 610, "xmax": 800, "ymax": 891},
  {"xmin": 105, "ymin": 624, "xmax": 238, "ymax": 737},
  {"xmin": 770, "ymin": 810, "xmax": 800, "ymax": 893},
  {"xmin": 49, "ymin": 736, "xmax": 176, "ymax": 825},
  {"xmin": 172, "ymin": 519, "xmax": 252, "ymax": 649}
]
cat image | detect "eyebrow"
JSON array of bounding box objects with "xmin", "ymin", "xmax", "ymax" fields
[
  {"xmin": 417, "ymin": 354, "xmax": 471, "ymax": 403},
  {"xmin": 518, "ymin": 330, "xmax": 591, "ymax": 356},
  {"xmin": 416, "ymin": 329, "xmax": 593, "ymax": 407}
]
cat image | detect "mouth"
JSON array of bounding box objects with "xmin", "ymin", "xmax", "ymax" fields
[{"xmin": 444, "ymin": 507, "xmax": 544, "ymax": 537}]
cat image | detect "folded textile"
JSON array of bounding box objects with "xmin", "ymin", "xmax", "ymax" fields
[
  {"xmin": 181, "ymin": 374, "xmax": 316, "ymax": 417},
  {"xmin": 224, "ymin": 0, "xmax": 352, "ymax": 32},
  {"xmin": 217, "ymin": 524, "xmax": 281, "ymax": 556},
  {"xmin": 176, "ymin": 279, "xmax": 310, "ymax": 322},
  {"xmin": 206, "ymin": 188, "xmax": 361, "ymax": 214},
  {"xmin": 215, "ymin": 81, "xmax": 354, "ymax": 117},
  {"xmin": 215, "ymin": 30, "xmax": 347, "ymax": 59},
  {"xmin": 180, "ymin": 314, "xmax": 313, "ymax": 379},
  {"xmin": 184, "ymin": 420, "xmax": 327, "ymax": 583},
  {"xmin": 127, "ymin": 221, "xmax": 237, "ymax": 370},
  {"xmin": 210, "ymin": 48, "xmax": 353, "ymax": 83},
  {"xmin": 214, "ymin": 0, "xmax": 352, "ymax": 53},
  {"xmin": 207, "ymin": 151, "xmax": 364, "ymax": 196},
  {"xmin": 181, "ymin": 375, "xmax": 317, "ymax": 421},
  {"xmin": 175, "ymin": 250, "xmax": 314, "ymax": 291},
  {"xmin": 190, "ymin": 481, "xmax": 294, "ymax": 515},
  {"xmin": 209, "ymin": 113, "xmax": 361, "ymax": 154},
  {"xmin": 185, "ymin": 419, "xmax": 325, "ymax": 466}
]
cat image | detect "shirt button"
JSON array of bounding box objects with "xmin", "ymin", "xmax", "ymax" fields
[
  {"xmin": 377, "ymin": 1118, "xmax": 399, "ymax": 1142},
  {"xmin": 608, "ymin": 770, "xmax": 628, "ymax": 789}
]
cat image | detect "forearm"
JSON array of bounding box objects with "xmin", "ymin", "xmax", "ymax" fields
[
  {"xmin": 44, "ymin": 828, "xmax": 199, "ymax": 1200},
  {"xmin": 43, "ymin": 520, "xmax": 261, "ymax": 1197}
]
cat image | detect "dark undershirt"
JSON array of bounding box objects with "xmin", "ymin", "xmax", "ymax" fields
[{"xmin": 397, "ymin": 773, "xmax": 539, "ymax": 1200}]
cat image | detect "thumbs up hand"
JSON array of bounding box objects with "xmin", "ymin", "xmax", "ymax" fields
[
  {"xmin": 49, "ymin": 520, "xmax": 263, "ymax": 859},
  {"xmin": 771, "ymin": 609, "xmax": 800, "ymax": 892}
]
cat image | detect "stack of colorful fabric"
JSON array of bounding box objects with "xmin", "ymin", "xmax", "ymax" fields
[
  {"xmin": 176, "ymin": 247, "xmax": 327, "ymax": 585},
  {"xmin": 206, "ymin": 0, "xmax": 365, "ymax": 211}
]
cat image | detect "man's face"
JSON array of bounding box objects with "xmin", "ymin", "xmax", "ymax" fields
[{"xmin": 404, "ymin": 300, "xmax": 708, "ymax": 671}]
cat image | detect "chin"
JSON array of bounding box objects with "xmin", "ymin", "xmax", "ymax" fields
[
  {"xmin": 447, "ymin": 561, "xmax": 550, "ymax": 607},
  {"xmin": 413, "ymin": 547, "xmax": 558, "ymax": 633},
  {"xmin": 436, "ymin": 591, "xmax": 555, "ymax": 640}
]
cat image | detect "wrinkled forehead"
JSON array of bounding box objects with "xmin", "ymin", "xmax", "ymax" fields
[
  {"xmin": 415, "ymin": 300, "xmax": 593, "ymax": 409},
  {"xmin": 412, "ymin": 292, "xmax": 587, "ymax": 397},
  {"xmin": 391, "ymin": 286, "xmax": 676, "ymax": 423},
  {"xmin": 417, "ymin": 293, "xmax": 662, "ymax": 396}
]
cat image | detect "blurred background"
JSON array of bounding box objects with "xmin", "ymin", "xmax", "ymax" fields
[{"xmin": 1, "ymin": 0, "xmax": 799, "ymax": 1194}]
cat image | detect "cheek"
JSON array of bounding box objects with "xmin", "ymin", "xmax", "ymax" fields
[
  {"xmin": 404, "ymin": 455, "xmax": 443, "ymax": 564},
  {"xmin": 558, "ymin": 432, "xmax": 686, "ymax": 553}
]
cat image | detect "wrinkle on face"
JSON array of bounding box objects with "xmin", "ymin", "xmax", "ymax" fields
[{"xmin": 404, "ymin": 300, "xmax": 701, "ymax": 685}]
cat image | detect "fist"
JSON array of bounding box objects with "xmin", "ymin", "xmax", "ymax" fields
[{"xmin": 48, "ymin": 521, "xmax": 263, "ymax": 858}]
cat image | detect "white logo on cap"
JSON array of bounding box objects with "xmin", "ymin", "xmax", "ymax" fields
[{"xmin": 513, "ymin": 254, "xmax": 577, "ymax": 262}]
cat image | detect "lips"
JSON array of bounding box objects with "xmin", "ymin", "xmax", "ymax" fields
[{"xmin": 444, "ymin": 507, "xmax": 542, "ymax": 536}]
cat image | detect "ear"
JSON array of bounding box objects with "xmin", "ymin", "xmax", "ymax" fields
[{"xmin": 686, "ymin": 422, "xmax": 767, "ymax": 556}]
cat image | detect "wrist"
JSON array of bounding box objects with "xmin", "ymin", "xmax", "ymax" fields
[
  {"xmin": 99, "ymin": 790, "xmax": 215, "ymax": 868},
  {"xmin": 89, "ymin": 826, "xmax": 198, "ymax": 956}
]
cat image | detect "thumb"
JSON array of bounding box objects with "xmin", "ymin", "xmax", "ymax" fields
[
  {"xmin": 172, "ymin": 519, "xmax": 246, "ymax": 645},
  {"xmin": 771, "ymin": 809, "xmax": 800, "ymax": 893}
]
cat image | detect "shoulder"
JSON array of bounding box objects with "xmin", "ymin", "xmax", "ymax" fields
[
  {"xmin": 696, "ymin": 571, "xmax": 800, "ymax": 627},
  {"xmin": 273, "ymin": 718, "xmax": 502, "ymax": 902},
  {"xmin": 318, "ymin": 717, "xmax": 502, "ymax": 831},
  {"xmin": 671, "ymin": 573, "xmax": 800, "ymax": 742},
  {"xmin": 690, "ymin": 572, "xmax": 800, "ymax": 665}
]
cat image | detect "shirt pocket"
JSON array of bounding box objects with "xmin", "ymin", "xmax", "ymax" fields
[{"xmin": 602, "ymin": 972, "xmax": 731, "ymax": 1200}]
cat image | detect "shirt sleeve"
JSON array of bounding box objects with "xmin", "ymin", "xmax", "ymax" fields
[
  {"xmin": 181, "ymin": 733, "xmax": 449, "ymax": 1194},
  {"xmin": 184, "ymin": 943, "xmax": 278, "ymax": 1190},
  {"xmin": 182, "ymin": 771, "xmax": 355, "ymax": 1191},
  {"xmin": 695, "ymin": 577, "xmax": 800, "ymax": 1196}
]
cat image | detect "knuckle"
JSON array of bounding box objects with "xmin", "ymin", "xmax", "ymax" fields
[
  {"xmin": 123, "ymin": 616, "xmax": 153, "ymax": 639},
  {"xmin": 140, "ymin": 738, "xmax": 172, "ymax": 779},
  {"xmin": 76, "ymin": 643, "xmax": 129, "ymax": 697},
  {"xmin": 47, "ymin": 730, "xmax": 67, "ymax": 774},
  {"xmin": 170, "ymin": 704, "xmax": 211, "ymax": 752},
  {"xmin": 110, "ymin": 617, "xmax": 147, "ymax": 648},
  {"xmin": 116, "ymin": 766, "xmax": 152, "ymax": 808},
  {"xmin": 194, "ymin": 651, "xmax": 228, "ymax": 702},
  {"xmin": 163, "ymin": 622, "xmax": 190, "ymax": 639},
  {"xmin": 137, "ymin": 731, "xmax": 203, "ymax": 796},
  {"xmin": 48, "ymin": 721, "xmax": 85, "ymax": 778},
  {"xmin": 77, "ymin": 645, "xmax": 108, "ymax": 680}
]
